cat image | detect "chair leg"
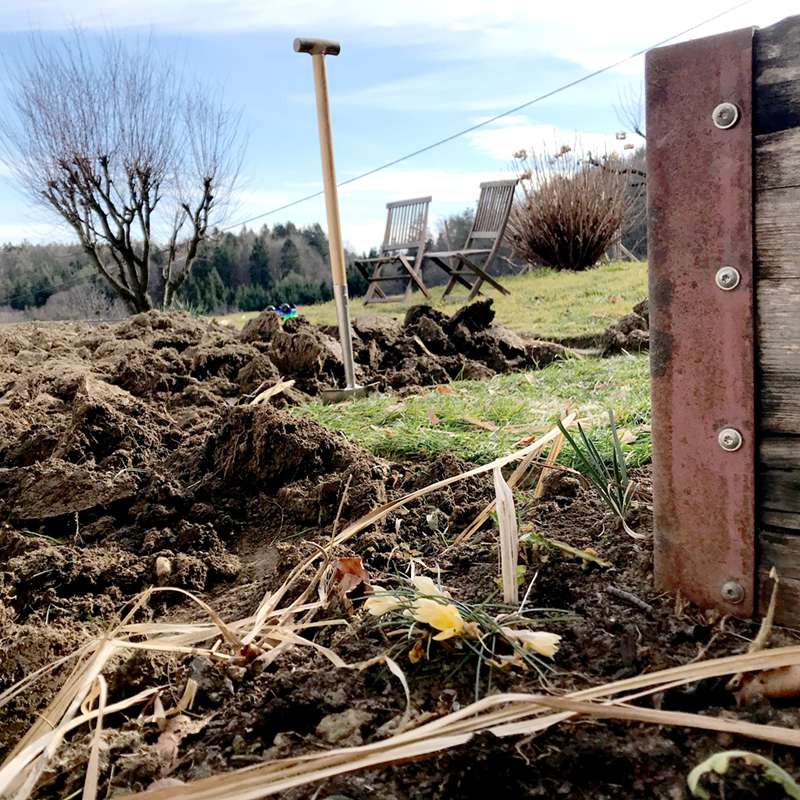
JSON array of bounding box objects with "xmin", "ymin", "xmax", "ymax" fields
[
  {"xmin": 442, "ymin": 275, "xmax": 458, "ymax": 298},
  {"xmin": 364, "ymin": 262, "xmax": 390, "ymax": 304},
  {"xmin": 467, "ymin": 276, "xmax": 484, "ymax": 301},
  {"xmin": 442, "ymin": 255, "xmax": 476, "ymax": 299},
  {"xmin": 364, "ymin": 264, "xmax": 381, "ymax": 304}
]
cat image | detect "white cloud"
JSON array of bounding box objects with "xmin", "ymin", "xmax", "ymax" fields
[
  {"xmin": 0, "ymin": 221, "xmax": 70, "ymax": 243},
  {"xmin": 1, "ymin": 1, "xmax": 794, "ymax": 72},
  {"xmin": 466, "ymin": 116, "xmax": 636, "ymax": 161}
]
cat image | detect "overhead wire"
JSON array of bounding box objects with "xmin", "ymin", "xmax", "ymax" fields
[{"xmin": 0, "ymin": 0, "xmax": 755, "ymax": 308}]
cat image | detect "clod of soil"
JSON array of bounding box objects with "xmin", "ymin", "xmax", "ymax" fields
[{"xmin": 600, "ymin": 298, "xmax": 649, "ymax": 356}]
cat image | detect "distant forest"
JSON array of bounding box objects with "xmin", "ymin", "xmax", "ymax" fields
[
  {"xmin": 0, "ymin": 211, "xmax": 479, "ymax": 321},
  {"xmin": 0, "ymin": 201, "xmax": 644, "ymax": 321}
]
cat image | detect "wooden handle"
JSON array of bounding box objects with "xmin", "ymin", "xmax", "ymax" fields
[{"xmin": 293, "ymin": 38, "xmax": 341, "ymax": 56}]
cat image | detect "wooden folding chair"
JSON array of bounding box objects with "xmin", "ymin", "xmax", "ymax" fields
[
  {"xmin": 425, "ymin": 179, "xmax": 517, "ymax": 301},
  {"xmin": 353, "ymin": 196, "xmax": 431, "ymax": 304}
]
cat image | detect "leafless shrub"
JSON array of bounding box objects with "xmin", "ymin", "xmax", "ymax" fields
[
  {"xmin": 30, "ymin": 285, "xmax": 128, "ymax": 321},
  {"xmin": 0, "ymin": 32, "xmax": 244, "ymax": 313},
  {"xmin": 0, "ymin": 306, "xmax": 27, "ymax": 324},
  {"xmin": 507, "ymin": 146, "xmax": 643, "ymax": 271}
]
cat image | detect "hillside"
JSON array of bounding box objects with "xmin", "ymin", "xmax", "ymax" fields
[{"xmin": 219, "ymin": 260, "xmax": 648, "ymax": 340}]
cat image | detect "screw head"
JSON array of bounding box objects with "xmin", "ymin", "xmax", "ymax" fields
[
  {"xmin": 712, "ymin": 102, "xmax": 740, "ymax": 129},
  {"xmin": 715, "ymin": 266, "xmax": 741, "ymax": 291},
  {"xmin": 721, "ymin": 580, "xmax": 745, "ymax": 604},
  {"xmin": 718, "ymin": 427, "xmax": 743, "ymax": 452}
]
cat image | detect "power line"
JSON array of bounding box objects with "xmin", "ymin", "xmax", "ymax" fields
[
  {"xmin": 224, "ymin": 0, "xmax": 754, "ymax": 230},
  {"xmin": 0, "ymin": 0, "xmax": 754, "ymax": 308}
]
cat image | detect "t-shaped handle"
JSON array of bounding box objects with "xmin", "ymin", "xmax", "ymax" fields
[{"xmin": 293, "ymin": 38, "xmax": 341, "ymax": 56}]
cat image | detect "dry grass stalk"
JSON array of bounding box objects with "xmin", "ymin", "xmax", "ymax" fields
[
  {"xmin": 533, "ymin": 430, "xmax": 565, "ymax": 498},
  {"xmin": 121, "ymin": 646, "xmax": 800, "ymax": 800},
  {"xmin": 248, "ymin": 380, "xmax": 295, "ymax": 406},
  {"xmin": 494, "ymin": 466, "xmax": 519, "ymax": 605},
  {"xmin": 0, "ymin": 418, "xmax": 646, "ymax": 797},
  {"xmin": 454, "ymin": 414, "xmax": 576, "ymax": 545}
]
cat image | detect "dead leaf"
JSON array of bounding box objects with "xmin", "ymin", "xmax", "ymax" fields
[
  {"xmin": 462, "ymin": 416, "xmax": 499, "ymax": 432},
  {"xmin": 154, "ymin": 714, "xmax": 210, "ymax": 768},
  {"xmin": 249, "ymin": 379, "xmax": 295, "ymax": 406},
  {"xmin": 426, "ymin": 409, "xmax": 440, "ymax": 426},
  {"xmin": 617, "ymin": 428, "xmax": 638, "ymax": 444},
  {"xmin": 735, "ymin": 666, "xmax": 800, "ymax": 704},
  {"xmin": 408, "ymin": 640, "xmax": 426, "ymax": 664},
  {"xmin": 334, "ymin": 556, "xmax": 370, "ymax": 595},
  {"xmin": 435, "ymin": 385, "xmax": 455, "ymax": 395}
]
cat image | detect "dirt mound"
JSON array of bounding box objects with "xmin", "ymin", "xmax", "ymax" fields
[
  {"xmin": 600, "ymin": 298, "xmax": 650, "ymax": 356},
  {"xmin": 0, "ymin": 314, "xmax": 391, "ymax": 625},
  {"xmin": 237, "ymin": 299, "xmax": 567, "ymax": 393}
]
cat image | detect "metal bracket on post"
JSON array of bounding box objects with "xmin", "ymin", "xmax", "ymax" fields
[{"xmin": 646, "ymin": 27, "xmax": 755, "ymax": 617}]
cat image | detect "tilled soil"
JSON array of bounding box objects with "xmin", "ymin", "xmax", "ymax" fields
[{"xmin": 0, "ymin": 307, "xmax": 795, "ymax": 800}]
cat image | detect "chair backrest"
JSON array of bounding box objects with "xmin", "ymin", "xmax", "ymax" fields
[
  {"xmin": 465, "ymin": 179, "xmax": 517, "ymax": 249},
  {"xmin": 380, "ymin": 196, "xmax": 431, "ymax": 254}
]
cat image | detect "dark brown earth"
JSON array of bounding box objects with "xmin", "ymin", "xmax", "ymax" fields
[
  {"xmin": 599, "ymin": 298, "xmax": 649, "ymax": 356},
  {"xmin": 1, "ymin": 309, "xmax": 797, "ymax": 800}
]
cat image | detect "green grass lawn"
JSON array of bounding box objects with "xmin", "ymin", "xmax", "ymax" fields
[
  {"xmin": 298, "ymin": 353, "xmax": 651, "ymax": 467},
  {"xmin": 218, "ymin": 260, "xmax": 647, "ymax": 339}
]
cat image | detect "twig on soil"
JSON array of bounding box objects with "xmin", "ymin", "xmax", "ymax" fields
[
  {"xmin": 606, "ymin": 584, "xmax": 654, "ymax": 615},
  {"xmin": 330, "ymin": 473, "xmax": 353, "ymax": 540},
  {"xmin": 248, "ymin": 379, "xmax": 295, "ymax": 406}
]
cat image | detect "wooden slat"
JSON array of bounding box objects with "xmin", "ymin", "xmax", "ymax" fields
[
  {"xmin": 757, "ymin": 279, "xmax": 800, "ymax": 433},
  {"xmin": 755, "ymin": 186, "xmax": 800, "ymax": 279},
  {"xmin": 761, "ymin": 435, "xmax": 800, "ymax": 469},
  {"xmin": 756, "ymin": 129, "xmax": 800, "ymax": 189},
  {"xmin": 763, "ymin": 510, "xmax": 800, "ymax": 531},
  {"xmin": 755, "ymin": 16, "xmax": 800, "ymax": 621},
  {"xmin": 754, "ymin": 15, "xmax": 800, "ymax": 136},
  {"xmin": 762, "ymin": 469, "xmax": 800, "ymax": 519},
  {"xmin": 761, "ymin": 529, "xmax": 800, "ymax": 577},
  {"xmin": 758, "ymin": 570, "xmax": 800, "ymax": 623}
]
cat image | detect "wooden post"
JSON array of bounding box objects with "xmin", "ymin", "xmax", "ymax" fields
[
  {"xmin": 753, "ymin": 16, "xmax": 800, "ymax": 621},
  {"xmin": 647, "ymin": 14, "xmax": 800, "ymax": 624}
]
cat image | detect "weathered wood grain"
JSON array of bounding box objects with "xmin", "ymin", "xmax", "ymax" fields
[
  {"xmin": 755, "ymin": 15, "xmax": 800, "ymax": 136},
  {"xmin": 756, "ymin": 130, "xmax": 800, "ymax": 189},
  {"xmin": 762, "ymin": 469, "xmax": 800, "ymax": 521},
  {"xmin": 757, "ymin": 279, "xmax": 800, "ymax": 433},
  {"xmin": 759, "ymin": 530, "xmax": 800, "ymax": 622},
  {"xmin": 755, "ymin": 187, "xmax": 800, "ymax": 279},
  {"xmin": 758, "ymin": 569, "xmax": 800, "ymax": 623},
  {"xmin": 761, "ymin": 529, "xmax": 800, "ymax": 577},
  {"xmin": 761, "ymin": 436, "xmax": 800, "ymax": 469},
  {"xmin": 762, "ymin": 510, "xmax": 800, "ymax": 531},
  {"xmin": 755, "ymin": 16, "xmax": 800, "ymax": 621}
]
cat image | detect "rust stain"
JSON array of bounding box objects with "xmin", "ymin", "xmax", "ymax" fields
[{"xmin": 646, "ymin": 26, "xmax": 756, "ymax": 618}]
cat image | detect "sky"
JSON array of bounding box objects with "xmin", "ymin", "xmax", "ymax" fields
[{"xmin": 0, "ymin": 0, "xmax": 795, "ymax": 252}]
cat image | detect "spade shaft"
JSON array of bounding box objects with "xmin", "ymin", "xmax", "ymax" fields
[{"xmin": 294, "ymin": 37, "xmax": 359, "ymax": 393}]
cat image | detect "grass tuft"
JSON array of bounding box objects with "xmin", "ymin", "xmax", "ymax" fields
[{"xmin": 297, "ymin": 354, "xmax": 651, "ymax": 466}]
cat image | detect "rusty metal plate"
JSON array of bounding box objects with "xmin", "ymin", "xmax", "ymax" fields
[{"xmin": 646, "ymin": 27, "xmax": 755, "ymax": 617}]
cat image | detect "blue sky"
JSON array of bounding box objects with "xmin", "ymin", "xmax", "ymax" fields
[{"xmin": 0, "ymin": 0, "xmax": 794, "ymax": 251}]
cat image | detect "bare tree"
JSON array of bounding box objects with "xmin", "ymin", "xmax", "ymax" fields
[
  {"xmin": 0, "ymin": 33, "xmax": 243, "ymax": 313},
  {"xmin": 615, "ymin": 83, "xmax": 646, "ymax": 140}
]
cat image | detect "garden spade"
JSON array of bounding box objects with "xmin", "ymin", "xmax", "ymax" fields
[{"xmin": 294, "ymin": 37, "xmax": 374, "ymax": 403}]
